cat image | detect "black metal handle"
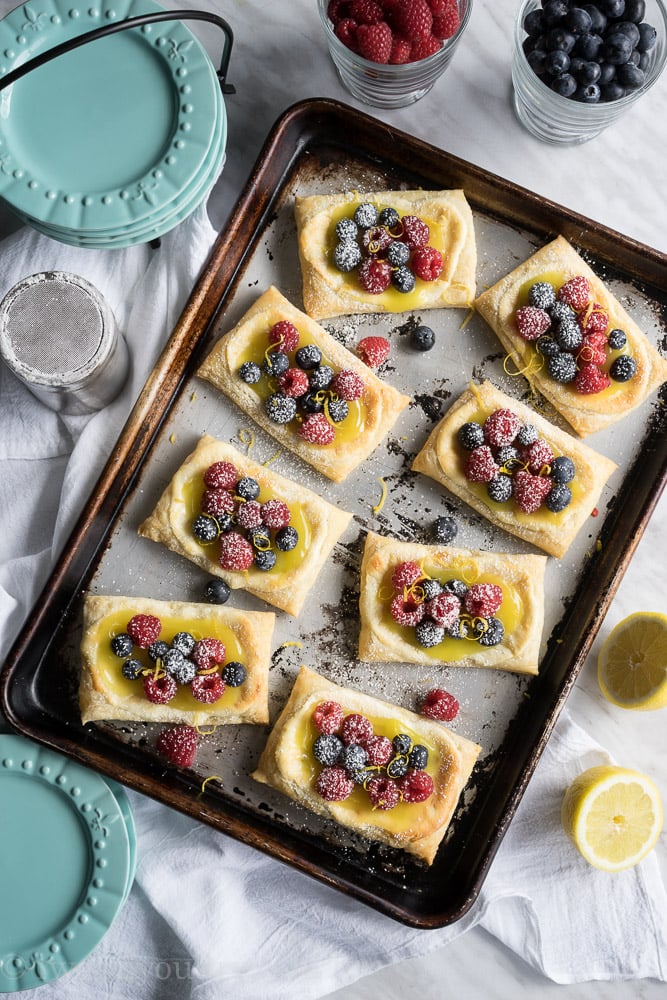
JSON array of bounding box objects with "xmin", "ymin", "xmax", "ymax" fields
[{"xmin": 0, "ymin": 8, "xmax": 235, "ymax": 93}]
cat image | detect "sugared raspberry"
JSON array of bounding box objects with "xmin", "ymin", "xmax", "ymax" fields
[
  {"xmin": 580, "ymin": 305, "xmax": 608, "ymax": 336},
  {"xmin": 193, "ymin": 637, "xmax": 226, "ymax": 670},
  {"xmin": 425, "ymin": 591, "xmax": 461, "ymax": 627},
  {"xmin": 392, "ymin": 0, "xmax": 433, "ymax": 40},
  {"xmin": 390, "ymin": 594, "xmax": 426, "ymax": 626},
  {"xmin": 389, "ymin": 33, "xmax": 412, "ymax": 61},
  {"xmin": 331, "ymin": 369, "xmax": 365, "ymax": 400},
  {"xmin": 298, "ymin": 412, "xmax": 336, "ymax": 445},
  {"xmin": 464, "ymin": 445, "xmax": 499, "ymax": 483},
  {"xmin": 236, "ymin": 499, "xmax": 262, "ymax": 529},
  {"xmin": 464, "ymin": 582, "xmax": 503, "ymax": 617},
  {"xmin": 143, "ymin": 672, "xmax": 177, "ymax": 704},
  {"xmin": 483, "ymin": 408, "xmax": 522, "ymax": 448},
  {"xmin": 219, "ymin": 531, "xmax": 254, "ymax": 571},
  {"xmin": 260, "ymin": 498, "xmax": 291, "ymax": 529},
  {"xmin": 522, "ymin": 438, "xmax": 555, "ymax": 474},
  {"xmin": 201, "ymin": 488, "xmax": 236, "ymax": 517},
  {"xmin": 341, "ymin": 713, "xmax": 374, "ymax": 745},
  {"xmin": 278, "ymin": 367, "xmax": 310, "ymax": 397},
  {"xmin": 363, "ymin": 734, "xmax": 393, "ymax": 766},
  {"xmin": 268, "ymin": 320, "xmax": 299, "ymax": 352},
  {"xmin": 512, "ymin": 470, "xmax": 552, "ymax": 513},
  {"xmin": 401, "ymin": 214, "xmax": 430, "ymax": 248},
  {"xmin": 558, "ymin": 275, "xmax": 591, "ymax": 311},
  {"xmin": 578, "ymin": 334, "xmax": 607, "ymax": 366},
  {"xmin": 515, "ymin": 305, "xmax": 551, "ymax": 341},
  {"xmin": 191, "ymin": 674, "xmax": 225, "ymax": 704},
  {"xmin": 156, "ymin": 725, "xmax": 198, "ymax": 767},
  {"xmin": 361, "ymin": 225, "xmax": 393, "ymax": 254},
  {"xmin": 412, "ymin": 245, "xmax": 443, "ymax": 281},
  {"xmin": 357, "ymin": 335, "xmax": 391, "ymax": 367},
  {"xmin": 409, "ymin": 32, "xmax": 442, "ymax": 58},
  {"xmin": 203, "ymin": 461, "xmax": 238, "ymax": 490},
  {"xmin": 316, "ymin": 765, "xmax": 354, "ymax": 801},
  {"xmin": 432, "ymin": 1, "xmax": 460, "ymax": 38},
  {"xmin": 574, "ymin": 363, "xmax": 611, "ymax": 395},
  {"xmin": 366, "ymin": 776, "xmax": 400, "ymax": 810},
  {"xmin": 391, "ymin": 560, "xmax": 423, "ymax": 590},
  {"xmin": 313, "ymin": 700, "xmax": 344, "ymax": 735},
  {"xmin": 356, "ymin": 20, "xmax": 393, "ymax": 61},
  {"xmin": 398, "ymin": 770, "xmax": 434, "ymax": 802},
  {"xmin": 335, "ymin": 17, "xmax": 359, "ymax": 48},
  {"xmin": 350, "ymin": 0, "xmax": 384, "ymax": 21},
  {"xmin": 421, "ymin": 687, "xmax": 459, "ymax": 721},
  {"xmin": 127, "ymin": 613, "xmax": 161, "ymax": 648},
  {"xmin": 358, "ymin": 257, "xmax": 392, "ymax": 293}
]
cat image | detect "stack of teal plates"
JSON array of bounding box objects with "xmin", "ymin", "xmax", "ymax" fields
[
  {"xmin": 0, "ymin": 733, "xmax": 137, "ymax": 992},
  {"xmin": 0, "ymin": 0, "xmax": 227, "ymax": 248}
]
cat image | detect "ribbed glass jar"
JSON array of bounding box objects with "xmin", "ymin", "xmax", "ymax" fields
[
  {"xmin": 512, "ymin": 0, "xmax": 667, "ymax": 144},
  {"xmin": 317, "ymin": 0, "xmax": 473, "ymax": 108}
]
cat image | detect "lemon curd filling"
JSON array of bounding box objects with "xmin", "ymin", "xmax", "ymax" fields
[
  {"xmin": 182, "ymin": 475, "xmax": 312, "ymax": 577},
  {"xmin": 236, "ymin": 324, "xmax": 368, "ymax": 445},
  {"xmin": 97, "ymin": 611, "xmax": 246, "ymax": 709},
  {"xmin": 326, "ymin": 200, "xmax": 447, "ymax": 313}
]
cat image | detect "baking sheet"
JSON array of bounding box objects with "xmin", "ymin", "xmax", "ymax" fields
[{"xmin": 2, "ymin": 99, "xmax": 666, "ymax": 927}]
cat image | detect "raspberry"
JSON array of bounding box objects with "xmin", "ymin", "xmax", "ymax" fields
[
  {"xmin": 313, "ymin": 700, "xmax": 344, "ymax": 735},
  {"xmin": 358, "ymin": 257, "xmax": 392, "ymax": 293},
  {"xmin": 558, "ymin": 275, "xmax": 590, "ymax": 311},
  {"xmin": 522, "ymin": 437, "xmax": 555, "ymax": 474},
  {"xmin": 425, "ymin": 591, "xmax": 461, "ymax": 627},
  {"xmin": 391, "ymin": 560, "xmax": 422, "ymax": 590},
  {"xmin": 515, "ymin": 305, "xmax": 551, "ymax": 341},
  {"xmin": 512, "ymin": 470, "xmax": 553, "ymax": 513},
  {"xmin": 143, "ymin": 673, "xmax": 177, "ymax": 704},
  {"xmin": 356, "ymin": 21, "xmax": 393, "ymax": 61},
  {"xmin": 191, "ymin": 673, "xmax": 225, "ymax": 704},
  {"xmin": 327, "ymin": 0, "xmax": 350, "ymax": 20},
  {"xmin": 126, "ymin": 614, "xmax": 161, "ymax": 648},
  {"xmin": 390, "ymin": 594, "xmax": 426, "ymax": 626},
  {"xmin": 335, "ymin": 17, "xmax": 359, "ymax": 48},
  {"xmin": 366, "ymin": 776, "xmax": 400, "ymax": 810},
  {"xmin": 218, "ymin": 531, "xmax": 254, "ymax": 571},
  {"xmin": 432, "ymin": 1, "xmax": 460, "ymax": 38},
  {"xmin": 357, "ymin": 335, "xmax": 390, "ymax": 367},
  {"xmin": 278, "ymin": 367, "xmax": 310, "ymax": 397},
  {"xmin": 483, "ymin": 408, "xmax": 522, "ymax": 448},
  {"xmin": 201, "ymin": 488, "xmax": 235, "ymax": 517},
  {"xmin": 464, "ymin": 445, "xmax": 499, "ymax": 483},
  {"xmin": 392, "ymin": 0, "xmax": 433, "ymax": 41},
  {"xmin": 464, "ymin": 582, "xmax": 503, "ymax": 617},
  {"xmin": 331, "ymin": 369, "xmax": 365, "ymax": 400},
  {"xmin": 361, "ymin": 226, "xmax": 393, "ymax": 254},
  {"xmin": 316, "ymin": 765, "xmax": 354, "ymax": 801},
  {"xmin": 409, "ymin": 33, "xmax": 442, "ymax": 58},
  {"xmin": 236, "ymin": 499, "xmax": 262, "ymax": 530},
  {"xmin": 298, "ymin": 412, "xmax": 336, "ymax": 445},
  {"xmin": 401, "ymin": 214, "xmax": 430, "ymax": 248},
  {"xmin": 203, "ymin": 461, "xmax": 238, "ymax": 490},
  {"xmin": 363, "ymin": 734, "xmax": 393, "ymax": 765},
  {"xmin": 574, "ymin": 363, "xmax": 611, "ymax": 395},
  {"xmin": 421, "ymin": 688, "xmax": 459, "ymax": 721},
  {"xmin": 193, "ymin": 637, "xmax": 226, "ymax": 670},
  {"xmin": 398, "ymin": 769, "xmax": 434, "ymax": 802},
  {"xmin": 260, "ymin": 498, "xmax": 291, "ymax": 529},
  {"xmin": 341, "ymin": 713, "xmax": 373, "ymax": 745},
  {"xmin": 156, "ymin": 725, "xmax": 198, "ymax": 767},
  {"xmin": 580, "ymin": 305, "xmax": 608, "ymax": 336},
  {"xmin": 267, "ymin": 320, "xmax": 300, "ymax": 353},
  {"xmin": 411, "ymin": 245, "xmax": 443, "ymax": 281},
  {"xmin": 389, "ymin": 33, "xmax": 412, "ymax": 61},
  {"xmin": 578, "ymin": 334, "xmax": 607, "ymax": 367},
  {"xmin": 350, "ymin": 0, "xmax": 384, "ymax": 23}
]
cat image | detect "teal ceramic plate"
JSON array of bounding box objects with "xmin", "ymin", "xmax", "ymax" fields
[
  {"xmin": 0, "ymin": 735, "xmax": 131, "ymax": 993},
  {"xmin": 0, "ymin": 0, "xmax": 220, "ymax": 231}
]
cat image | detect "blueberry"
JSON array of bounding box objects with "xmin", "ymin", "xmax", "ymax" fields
[
  {"xmin": 517, "ymin": 423, "xmax": 539, "ymax": 446},
  {"xmin": 551, "ymin": 72, "xmax": 578, "ymax": 95},
  {"xmin": 614, "ymin": 20, "xmax": 641, "ymax": 44},
  {"xmin": 524, "ymin": 8, "xmax": 546, "ymax": 33},
  {"xmin": 222, "ymin": 661, "xmax": 247, "ymax": 687},
  {"xmin": 434, "ymin": 515, "xmax": 458, "ymax": 543},
  {"xmin": 148, "ymin": 640, "xmax": 170, "ymax": 661},
  {"xmin": 169, "ymin": 657, "xmax": 197, "ymax": 686},
  {"xmin": 573, "ymin": 30, "xmax": 603, "ymax": 57},
  {"xmin": 536, "ymin": 334, "xmax": 561, "ymax": 357},
  {"xmin": 254, "ymin": 549, "xmax": 277, "ymax": 571},
  {"xmin": 265, "ymin": 392, "xmax": 297, "ymax": 424},
  {"xmin": 476, "ymin": 617, "xmax": 505, "ymax": 647},
  {"xmin": 411, "ymin": 324, "xmax": 436, "ymax": 351},
  {"xmin": 275, "ymin": 526, "xmax": 299, "ymax": 551},
  {"xmin": 205, "ymin": 578, "xmax": 231, "ymax": 604},
  {"xmin": 313, "ymin": 734, "xmax": 343, "ymax": 766},
  {"xmin": 576, "ymin": 81, "xmax": 602, "ymax": 100},
  {"xmin": 309, "ymin": 365, "xmax": 334, "ymax": 391},
  {"xmin": 334, "ymin": 241, "xmax": 362, "ymax": 273},
  {"xmin": 623, "ymin": 0, "xmax": 645, "ymax": 20},
  {"xmin": 551, "ymin": 455, "xmax": 576, "ymax": 483},
  {"xmin": 546, "ymin": 26, "xmax": 576, "ymax": 51},
  {"xmin": 610, "ymin": 355, "xmax": 637, "ymax": 381},
  {"xmin": 637, "ymin": 21, "xmax": 657, "ymax": 50},
  {"xmin": 444, "ymin": 578, "xmax": 468, "ymax": 600},
  {"xmin": 121, "ymin": 658, "xmax": 143, "ymax": 680},
  {"xmin": 457, "ymin": 421, "xmax": 485, "ymax": 450},
  {"xmin": 392, "ymin": 733, "xmax": 412, "ymax": 755},
  {"xmin": 549, "ymin": 300, "xmax": 577, "ymax": 324},
  {"xmin": 392, "ymin": 266, "xmax": 416, "ymax": 294},
  {"xmin": 548, "ymin": 353, "xmax": 578, "ymax": 382},
  {"xmin": 545, "ymin": 48, "xmax": 571, "ymax": 74},
  {"xmin": 299, "ymin": 391, "xmax": 324, "ymax": 414},
  {"xmin": 583, "ymin": 3, "xmax": 608, "ymax": 32},
  {"xmin": 111, "ymin": 633, "xmax": 134, "ymax": 658},
  {"xmin": 163, "ymin": 648, "xmax": 186, "ymax": 675},
  {"xmin": 327, "ymin": 398, "xmax": 349, "ymax": 423},
  {"xmin": 295, "ymin": 344, "xmax": 322, "ymax": 370},
  {"xmin": 262, "ymin": 351, "xmax": 289, "ymax": 377},
  {"xmin": 386, "ymin": 240, "xmax": 410, "ymax": 267},
  {"xmin": 192, "ymin": 513, "xmax": 220, "ymax": 543},
  {"xmin": 354, "ymin": 203, "xmax": 378, "ymax": 228},
  {"xmin": 599, "ymin": 60, "xmax": 617, "ymax": 82},
  {"xmin": 340, "ymin": 744, "xmax": 368, "ymax": 773},
  {"xmin": 379, "ymin": 206, "xmax": 400, "ymax": 228},
  {"xmin": 638, "ymin": 50, "xmax": 651, "ymax": 70},
  {"xmin": 546, "ymin": 482, "xmax": 573, "ymax": 512},
  {"xmin": 248, "ymin": 525, "xmax": 271, "ymax": 550},
  {"xmin": 556, "ymin": 319, "xmax": 583, "ymax": 351},
  {"xmin": 238, "ymin": 360, "xmax": 262, "ymax": 384},
  {"xmin": 415, "ymin": 619, "xmax": 445, "ymax": 648},
  {"xmin": 447, "ymin": 618, "xmax": 469, "ymax": 639},
  {"xmin": 487, "ymin": 473, "xmax": 514, "ymax": 503},
  {"xmin": 529, "ymin": 281, "xmax": 557, "ymax": 310},
  {"xmin": 601, "ymin": 78, "xmax": 626, "ymax": 98},
  {"xmin": 617, "ymin": 62, "xmax": 645, "ymax": 87},
  {"xmin": 172, "ymin": 632, "xmax": 196, "ymax": 657},
  {"xmin": 387, "ymin": 755, "xmax": 410, "ymax": 779},
  {"xmin": 236, "ymin": 476, "xmax": 260, "ymax": 501},
  {"xmin": 577, "ymin": 59, "xmax": 602, "ymax": 82},
  {"xmin": 565, "ymin": 7, "xmax": 593, "ymax": 32},
  {"xmin": 421, "ymin": 578, "xmax": 443, "ymax": 600},
  {"xmin": 607, "ymin": 327, "xmax": 627, "ymax": 349},
  {"xmin": 601, "ymin": 0, "xmax": 625, "ymax": 16},
  {"xmin": 602, "ymin": 32, "xmax": 633, "ymax": 62},
  {"xmin": 544, "ymin": 0, "xmax": 569, "ymax": 24},
  {"xmin": 408, "ymin": 745, "xmax": 429, "ymax": 770},
  {"xmin": 496, "ymin": 445, "xmax": 519, "ymax": 466},
  {"xmin": 528, "ymin": 48, "xmax": 548, "ymax": 74},
  {"xmin": 335, "ymin": 218, "xmax": 358, "ymax": 242}
]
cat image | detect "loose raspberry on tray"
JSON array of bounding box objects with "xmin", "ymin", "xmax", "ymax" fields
[
  {"xmin": 420, "ymin": 687, "xmax": 459, "ymax": 722},
  {"xmin": 156, "ymin": 725, "xmax": 199, "ymax": 767},
  {"xmin": 357, "ymin": 335, "xmax": 391, "ymax": 368}
]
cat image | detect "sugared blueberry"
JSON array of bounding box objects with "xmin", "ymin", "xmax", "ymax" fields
[
  {"xmin": 610, "ymin": 355, "xmax": 637, "ymax": 381},
  {"xmin": 238, "ymin": 361, "xmax": 262, "ymax": 384},
  {"xmin": 111, "ymin": 633, "xmax": 134, "ymax": 658},
  {"xmin": 295, "ymin": 344, "xmax": 322, "ymax": 370},
  {"xmin": 222, "ymin": 661, "xmax": 247, "ymax": 687},
  {"xmin": 254, "ymin": 549, "xmax": 277, "ymax": 571},
  {"xmin": 550, "ymin": 455, "xmax": 576, "ymax": 483},
  {"xmin": 607, "ymin": 328, "xmax": 627, "ymax": 350},
  {"xmin": 434, "ymin": 515, "xmax": 458, "ymax": 544},
  {"xmin": 275, "ymin": 526, "xmax": 299, "ymax": 551},
  {"xmin": 487, "ymin": 473, "xmax": 514, "ymax": 503},
  {"xmin": 545, "ymin": 482, "xmax": 573, "ymax": 512},
  {"xmin": 457, "ymin": 421, "xmax": 485, "ymax": 450}
]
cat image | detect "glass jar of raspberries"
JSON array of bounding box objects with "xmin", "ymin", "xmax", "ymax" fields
[{"xmin": 318, "ymin": 0, "xmax": 473, "ymax": 107}]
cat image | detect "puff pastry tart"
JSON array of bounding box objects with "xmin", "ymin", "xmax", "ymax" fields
[
  {"xmin": 358, "ymin": 531, "xmax": 546, "ymax": 675},
  {"xmin": 474, "ymin": 235, "xmax": 667, "ymax": 437},
  {"xmin": 197, "ymin": 286, "xmax": 410, "ymax": 482},
  {"xmin": 412, "ymin": 381, "xmax": 617, "ymax": 559},
  {"xmin": 138, "ymin": 436, "xmax": 352, "ymax": 616},
  {"xmin": 294, "ymin": 189, "xmax": 477, "ymax": 320},
  {"xmin": 79, "ymin": 594, "xmax": 274, "ymax": 726},
  {"xmin": 252, "ymin": 665, "xmax": 481, "ymax": 865}
]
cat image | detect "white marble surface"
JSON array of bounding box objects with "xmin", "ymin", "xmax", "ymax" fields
[{"xmin": 1, "ymin": 0, "xmax": 666, "ymax": 995}]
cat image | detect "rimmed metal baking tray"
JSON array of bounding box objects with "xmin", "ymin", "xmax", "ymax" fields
[{"xmin": 2, "ymin": 98, "xmax": 666, "ymax": 928}]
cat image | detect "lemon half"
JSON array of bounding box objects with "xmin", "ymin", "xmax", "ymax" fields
[
  {"xmin": 562, "ymin": 765, "xmax": 663, "ymax": 872},
  {"xmin": 597, "ymin": 612, "xmax": 667, "ymax": 711}
]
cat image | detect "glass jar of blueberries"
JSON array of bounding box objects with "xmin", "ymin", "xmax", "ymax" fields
[{"xmin": 512, "ymin": 0, "xmax": 667, "ymax": 142}]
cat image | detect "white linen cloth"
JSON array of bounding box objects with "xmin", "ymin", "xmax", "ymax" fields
[{"xmin": 1, "ymin": 214, "xmax": 666, "ymax": 998}]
